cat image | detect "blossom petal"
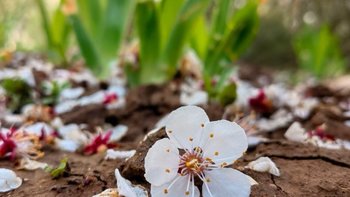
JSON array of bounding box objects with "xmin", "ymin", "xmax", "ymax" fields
[
  {"xmin": 203, "ymin": 168, "xmax": 251, "ymax": 197},
  {"xmin": 115, "ymin": 169, "xmax": 148, "ymax": 197},
  {"xmin": 0, "ymin": 168, "xmax": 22, "ymax": 192},
  {"xmin": 144, "ymin": 138, "xmax": 180, "ymax": 186},
  {"xmin": 105, "ymin": 149, "xmax": 136, "ymax": 160},
  {"xmin": 200, "ymin": 120, "xmax": 247, "ymax": 166},
  {"xmin": 246, "ymin": 157, "xmax": 280, "ymax": 176},
  {"xmin": 165, "ymin": 106, "xmax": 209, "ymax": 150},
  {"xmin": 151, "ymin": 174, "xmax": 199, "ymax": 197}
]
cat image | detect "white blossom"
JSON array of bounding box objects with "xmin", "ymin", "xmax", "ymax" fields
[{"xmin": 144, "ymin": 106, "xmax": 251, "ymax": 197}]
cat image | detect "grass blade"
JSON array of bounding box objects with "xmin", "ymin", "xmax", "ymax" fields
[
  {"xmin": 69, "ymin": 14, "xmax": 102, "ymax": 76},
  {"xmin": 162, "ymin": 0, "xmax": 210, "ymax": 77},
  {"xmin": 99, "ymin": 0, "xmax": 135, "ymax": 61},
  {"xmin": 135, "ymin": 0, "xmax": 163, "ymax": 84}
]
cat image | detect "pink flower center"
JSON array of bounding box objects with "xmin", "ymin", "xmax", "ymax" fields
[
  {"xmin": 179, "ymin": 147, "xmax": 212, "ymax": 176},
  {"xmin": 103, "ymin": 93, "xmax": 118, "ymax": 105},
  {"xmin": 307, "ymin": 127, "xmax": 335, "ymax": 141},
  {"xmin": 0, "ymin": 132, "xmax": 17, "ymax": 159},
  {"xmin": 249, "ymin": 89, "xmax": 273, "ymax": 113},
  {"xmin": 83, "ymin": 131, "xmax": 117, "ymax": 155}
]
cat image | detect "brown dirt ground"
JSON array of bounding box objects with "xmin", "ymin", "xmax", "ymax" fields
[{"xmin": 1, "ymin": 84, "xmax": 350, "ymax": 197}]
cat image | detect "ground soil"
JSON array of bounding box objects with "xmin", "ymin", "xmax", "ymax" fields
[{"xmin": 1, "ymin": 83, "xmax": 350, "ymax": 197}]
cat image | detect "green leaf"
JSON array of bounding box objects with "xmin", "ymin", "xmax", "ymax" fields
[
  {"xmin": 99, "ymin": 0, "xmax": 135, "ymax": 61},
  {"xmin": 205, "ymin": 0, "xmax": 259, "ymax": 75},
  {"xmin": 293, "ymin": 25, "xmax": 346, "ymax": 79},
  {"xmin": 210, "ymin": 0, "xmax": 231, "ymax": 37},
  {"xmin": 76, "ymin": 0, "xmax": 102, "ymax": 38},
  {"xmin": 135, "ymin": 0, "xmax": 163, "ymax": 84},
  {"xmin": 162, "ymin": 0, "xmax": 210, "ymax": 77},
  {"xmin": 36, "ymin": 0, "xmax": 71, "ymax": 64},
  {"xmin": 42, "ymin": 81, "xmax": 69, "ymax": 105},
  {"xmin": 45, "ymin": 157, "xmax": 69, "ymax": 179},
  {"xmin": 36, "ymin": 0, "xmax": 53, "ymax": 47},
  {"xmin": 0, "ymin": 78, "xmax": 32, "ymax": 112},
  {"xmin": 224, "ymin": 0, "xmax": 259, "ymax": 60},
  {"xmin": 69, "ymin": 14, "xmax": 103, "ymax": 76},
  {"xmin": 159, "ymin": 0, "xmax": 185, "ymax": 49},
  {"xmin": 217, "ymin": 81, "xmax": 237, "ymax": 106},
  {"xmin": 190, "ymin": 16, "xmax": 209, "ymax": 60}
]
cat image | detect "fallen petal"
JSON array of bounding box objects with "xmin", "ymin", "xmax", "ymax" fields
[
  {"xmin": 17, "ymin": 158, "xmax": 48, "ymax": 171},
  {"xmin": 0, "ymin": 168, "xmax": 22, "ymax": 192},
  {"xmin": 246, "ymin": 157, "xmax": 280, "ymax": 176},
  {"xmin": 109, "ymin": 125, "xmax": 128, "ymax": 142},
  {"xmin": 284, "ymin": 122, "xmax": 308, "ymax": 142},
  {"xmin": 104, "ymin": 149, "xmax": 136, "ymax": 160},
  {"xmin": 92, "ymin": 188, "xmax": 119, "ymax": 197},
  {"xmin": 115, "ymin": 169, "xmax": 148, "ymax": 197}
]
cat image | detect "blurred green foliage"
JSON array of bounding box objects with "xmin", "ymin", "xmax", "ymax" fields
[
  {"xmin": 128, "ymin": 0, "xmax": 210, "ymax": 85},
  {"xmin": 36, "ymin": 0, "xmax": 71, "ymax": 65},
  {"xmin": 0, "ymin": 78, "xmax": 32, "ymax": 112},
  {"xmin": 45, "ymin": 157, "xmax": 69, "ymax": 179},
  {"xmin": 293, "ymin": 25, "xmax": 346, "ymax": 79},
  {"xmin": 71, "ymin": 0, "xmax": 135, "ymax": 78},
  {"xmin": 191, "ymin": 0, "xmax": 259, "ymax": 103},
  {"xmin": 42, "ymin": 81, "xmax": 69, "ymax": 106}
]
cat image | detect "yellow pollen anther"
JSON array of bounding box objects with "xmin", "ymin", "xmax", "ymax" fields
[
  {"xmin": 221, "ymin": 162, "xmax": 228, "ymax": 167},
  {"xmin": 214, "ymin": 151, "xmax": 219, "ymax": 156},
  {"xmin": 185, "ymin": 191, "xmax": 190, "ymax": 195},
  {"xmin": 209, "ymin": 133, "xmax": 214, "ymax": 138},
  {"xmin": 165, "ymin": 169, "xmax": 171, "ymax": 173},
  {"xmin": 206, "ymin": 178, "xmax": 211, "ymax": 182},
  {"xmin": 164, "ymin": 189, "xmax": 168, "ymax": 194}
]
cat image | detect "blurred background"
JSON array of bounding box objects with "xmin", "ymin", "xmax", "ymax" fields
[{"xmin": 1, "ymin": 0, "xmax": 350, "ymax": 81}]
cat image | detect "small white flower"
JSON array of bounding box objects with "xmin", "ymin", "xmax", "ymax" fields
[
  {"xmin": 144, "ymin": 106, "xmax": 251, "ymax": 197},
  {"xmin": 0, "ymin": 168, "xmax": 22, "ymax": 192},
  {"xmin": 246, "ymin": 157, "xmax": 280, "ymax": 176}
]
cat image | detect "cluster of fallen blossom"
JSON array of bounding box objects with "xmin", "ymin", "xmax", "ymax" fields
[{"xmin": 1, "ymin": 56, "xmax": 350, "ymax": 196}]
